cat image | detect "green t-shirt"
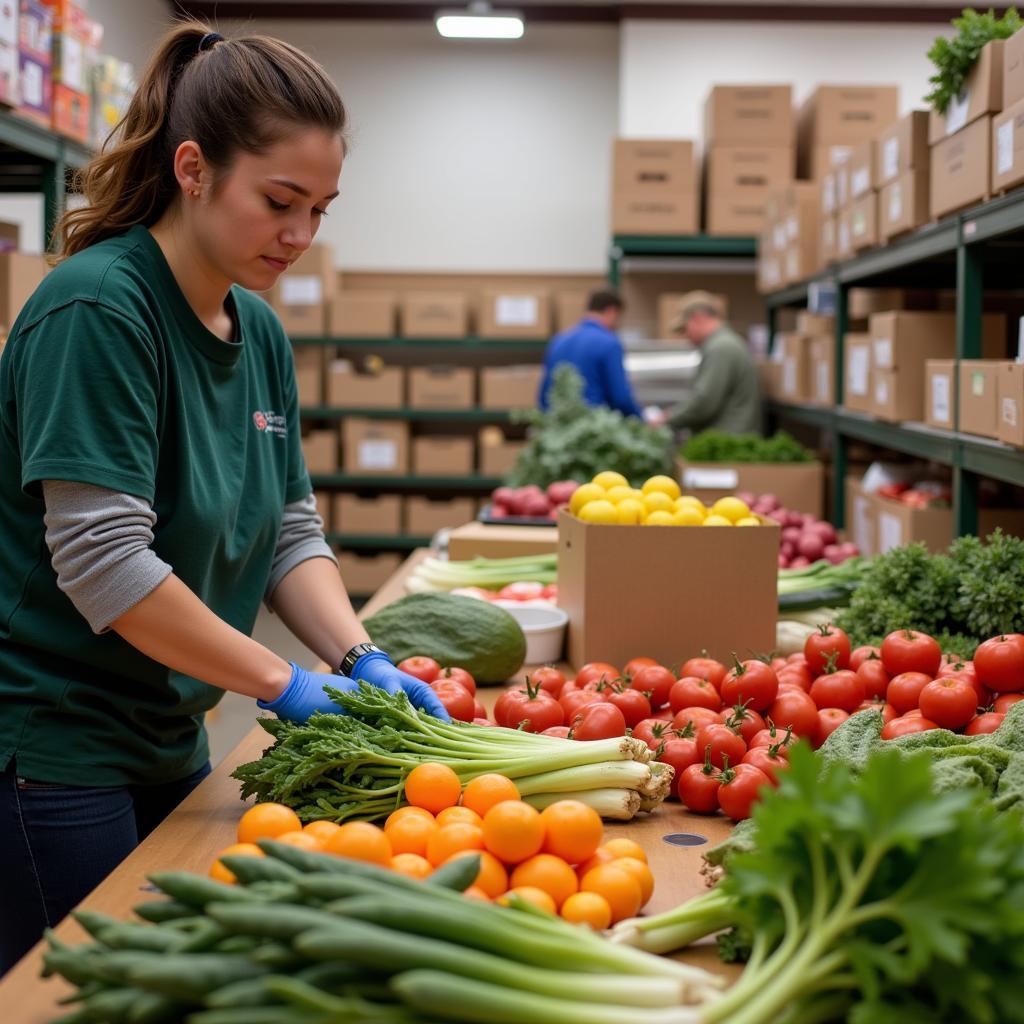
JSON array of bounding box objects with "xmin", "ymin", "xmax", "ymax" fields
[{"xmin": 0, "ymin": 225, "xmax": 310, "ymax": 786}]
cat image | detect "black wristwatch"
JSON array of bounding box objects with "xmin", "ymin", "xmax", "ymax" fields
[{"xmin": 338, "ymin": 642, "xmax": 385, "ymax": 678}]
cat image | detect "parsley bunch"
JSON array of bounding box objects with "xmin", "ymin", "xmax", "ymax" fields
[{"xmin": 680, "ymin": 429, "xmax": 812, "ymax": 464}]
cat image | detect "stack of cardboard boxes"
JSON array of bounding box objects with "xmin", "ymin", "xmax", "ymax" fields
[
  {"xmin": 760, "ymin": 182, "xmax": 819, "ymax": 288},
  {"xmin": 992, "ymin": 30, "xmax": 1024, "ymax": 193},
  {"xmin": 876, "ymin": 111, "xmax": 931, "ymax": 241},
  {"xmin": 926, "ymin": 356, "xmax": 1024, "ymax": 448},
  {"xmin": 610, "ymin": 139, "xmax": 698, "ymax": 236}
]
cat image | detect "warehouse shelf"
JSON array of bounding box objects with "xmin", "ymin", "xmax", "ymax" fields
[
  {"xmin": 310, "ymin": 473, "xmax": 502, "ymax": 490},
  {"xmin": 290, "ymin": 336, "xmax": 549, "ymax": 352},
  {"xmin": 836, "ymin": 220, "xmax": 960, "ymax": 286},
  {"xmin": 325, "ymin": 533, "xmax": 432, "ymax": 550},
  {"xmin": 0, "ymin": 109, "xmax": 91, "ymax": 168},
  {"xmin": 607, "ymin": 234, "xmax": 757, "ymax": 286},
  {"xmin": 301, "ymin": 406, "xmax": 516, "ymax": 422}
]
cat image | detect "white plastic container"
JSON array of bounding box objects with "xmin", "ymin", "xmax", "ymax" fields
[{"xmin": 503, "ymin": 605, "xmax": 569, "ymax": 666}]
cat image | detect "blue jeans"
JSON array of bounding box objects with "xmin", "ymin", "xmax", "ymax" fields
[{"xmin": 0, "ymin": 760, "xmax": 211, "ymax": 976}]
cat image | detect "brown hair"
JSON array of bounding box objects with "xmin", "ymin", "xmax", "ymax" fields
[
  {"xmin": 53, "ymin": 20, "xmax": 346, "ymax": 261},
  {"xmin": 586, "ymin": 288, "xmax": 624, "ymax": 313}
]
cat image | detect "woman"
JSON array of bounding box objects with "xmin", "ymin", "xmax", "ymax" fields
[{"xmin": 0, "ymin": 21, "xmax": 446, "ymax": 973}]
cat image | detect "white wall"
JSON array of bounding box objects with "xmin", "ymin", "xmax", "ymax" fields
[{"xmin": 620, "ymin": 19, "xmax": 944, "ymax": 139}]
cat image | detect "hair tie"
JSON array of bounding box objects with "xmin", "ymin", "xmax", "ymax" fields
[{"xmin": 198, "ymin": 32, "xmax": 223, "ymax": 53}]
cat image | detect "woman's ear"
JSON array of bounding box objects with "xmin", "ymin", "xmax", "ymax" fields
[{"xmin": 173, "ymin": 140, "xmax": 205, "ymax": 198}]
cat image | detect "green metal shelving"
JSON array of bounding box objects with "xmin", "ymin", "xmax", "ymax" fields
[
  {"xmin": 608, "ymin": 234, "xmax": 757, "ymax": 286},
  {"xmin": 300, "ymin": 406, "xmax": 514, "ymax": 422},
  {"xmin": 311, "ymin": 473, "xmax": 502, "ymax": 490},
  {"xmin": 325, "ymin": 533, "xmax": 431, "ymax": 550}
]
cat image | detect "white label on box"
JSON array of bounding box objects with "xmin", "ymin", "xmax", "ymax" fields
[
  {"xmin": 998, "ymin": 119, "xmax": 1014, "ymax": 175},
  {"xmin": 494, "ymin": 295, "xmax": 538, "ymax": 327},
  {"xmin": 682, "ymin": 468, "xmax": 739, "ymax": 489},
  {"xmin": 874, "ymin": 337, "xmax": 893, "ymax": 369},
  {"xmin": 358, "ymin": 439, "xmax": 398, "ymax": 470},
  {"xmin": 816, "ymin": 361, "xmax": 830, "ymax": 401},
  {"xmin": 823, "ymin": 177, "xmax": 836, "ymax": 213},
  {"xmin": 1003, "ymin": 397, "xmax": 1019, "ymax": 427},
  {"xmin": 783, "ymin": 358, "xmax": 797, "ymax": 395},
  {"xmin": 786, "ymin": 214, "xmax": 798, "ymax": 241},
  {"xmin": 878, "ymin": 511, "xmax": 904, "ymax": 554},
  {"xmin": 839, "ymin": 220, "xmax": 851, "ymax": 253},
  {"xmin": 61, "ymin": 34, "xmax": 85, "ymax": 92},
  {"xmin": 852, "ymin": 210, "xmax": 866, "ymax": 238},
  {"xmin": 932, "ymin": 373, "xmax": 951, "ymax": 422},
  {"xmin": 281, "ymin": 275, "xmax": 322, "ymax": 306},
  {"xmin": 883, "ymin": 137, "xmax": 899, "ymax": 180},
  {"xmin": 946, "ymin": 89, "xmax": 970, "ymax": 135},
  {"xmin": 971, "ymin": 371, "xmax": 987, "ymax": 397},
  {"xmin": 773, "ymin": 224, "xmax": 787, "ymax": 250},
  {"xmin": 889, "ymin": 183, "xmax": 903, "ymax": 223},
  {"xmin": 875, "ymin": 376, "xmax": 889, "ymax": 406},
  {"xmin": 851, "ymin": 167, "xmax": 869, "ymax": 197},
  {"xmin": 849, "ymin": 347, "xmax": 869, "ymax": 395},
  {"xmin": 21, "ymin": 59, "xmax": 42, "ymax": 106}
]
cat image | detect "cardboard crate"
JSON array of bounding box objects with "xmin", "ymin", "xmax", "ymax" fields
[
  {"xmin": 704, "ymin": 85, "xmax": 794, "ymax": 145},
  {"xmin": 798, "ymin": 85, "xmax": 899, "ymax": 178},
  {"xmin": 0, "ymin": 251, "xmax": 47, "ymax": 331},
  {"xmin": 930, "ymin": 116, "xmax": 992, "ymax": 219},
  {"xmin": 820, "ymin": 171, "xmax": 838, "ymax": 217},
  {"xmin": 845, "ymin": 476, "xmax": 877, "ymax": 558},
  {"xmin": 293, "ymin": 347, "xmax": 324, "ymax": 407},
  {"xmin": 848, "ymin": 288, "xmax": 908, "ymax": 321},
  {"xmin": 870, "ymin": 311, "xmax": 1005, "ymax": 373},
  {"xmin": 1005, "ymin": 27, "xmax": 1024, "ymax": 109},
  {"xmin": 871, "ymin": 367, "xmax": 924, "ymax": 422},
  {"xmin": 478, "ymin": 427, "xmax": 526, "ymax": 477},
  {"xmin": 301, "ymin": 429, "xmax": 338, "ymax": 475},
  {"xmin": 337, "ymin": 552, "xmax": 402, "ymax": 596},
  {"xmin": 783, "ymin": 237, "xmax": 818, "ymax": 285},
  {"xmin": 992, "ymin": 95, "xmax": 1024, "ymax": 192},
  {"xmin": 408, "ymin": 366, "xmax": 475, "ymax": 409},
  {"xmin": 850, "ymin": 192, "xmax": 878, "ymax": 251},
  {"xmin": 929, "ymin": 39, "xmax": 1004, "ymax": 144},
  {"xmin": 775, "ymin": 331, "xmax": 812, "ymax": 402},
  {"xmin": 406, "ymin": 496, "xmax": 476, "ymax": 537},
  {"xmin": 796, "ymin": 312, "xmax": 834, "ymax": 335},
  {"xmin": 809, "ymin": 334, "xmax": 835, "ymax": 407},
  {"xmin": 478, "ymin": 288, "xmax": 551, "ymax": 340},
  {"xmin": 480, "ymin": 365, "xmax": 542, "ymax": 410},
  {"xmin": 876, "ymin": 111, "xmax": 930, "ymax": 185},
  {"xmin": 807, "ymin": 143, "xmax": 855, "ymax": 184},
  {"xmin": 677, "ymin": 459, "xmax": 825, "ymax": 519},
  {"xmin": 705, "ymin": 146, "xmax": 793, "ymax": 190},
  {"xmin": 326, "ymin": 361, "xmax": 404, "ymax": 409},
  {"xmin": 819, "ymin": 215, "xmax": 838, "ymax": 267},
  {"xmin": 269, "ymin": 244, "xmax": 336, "ymax": 337},
  {"xmin": 848, "ymin": 141, "xmax": 876, "ymax": 199},
  {"xmin": 872, "ymin": 497, "xmax": 1022, "ymax": 553},
  {"xmin": 411, "ymin": 436, "xmax": 474, "ymax": 476},
  {"xmin": 612, "ymin": 139, "xmax": 696, "ymax": 193},
  {"xmin": 925, "ymin": 359, "xmax": 955, "ymax": 430},
  {"xmin": 333, "ymin": 494, "xmax": 403, "ymax": 535},
  {"xmin": 401, "ymin": 293, "xmax": 469, "ymax": 339},
  {"xmin": 880, "ymin": 169, "xmax": 930, "ymax": 242},
  {"xmin": 313, "ymin": 490, "xmax": 331, "ymax": 533},
  {"xmin": 998, "ymin": 360, "xmax": 1024, "ymax": 446},
  {"xmin": 448, "ymin": 521, "xmax": 558, "ymax": 560},
  {"xmin": 843, "ymin": 333, "xmax": 873, "ymax": 412},
  {"xmin": 836, "ymin": 210, "xmax": 853, "ymax": 262},
  {"xmin": 611, "ymin": 190, "xmax": 698, "ymax": 235},
  {"xmin": 329, "ymin": 291, "xmax": 396, "ymax": 338},
  {"xmin": 558, "ymin": 507, "xmax": 779, "ymax": 668},
  {"xmin": 553, "ymin": 290, "xmax": 588, "ymax": 333},
  {"xmin": 959, "ymin": 360, "xmax": 1001, "ymax": 439},
  {"xmin": 706, "ymin": 193, "xmax": 772, "ymax": 236},
  {"xmin": 342, "ymin": 418, "xmax": 408, "ymax": 475}
]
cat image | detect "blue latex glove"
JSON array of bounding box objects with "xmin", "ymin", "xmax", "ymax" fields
[
  {"xmin": 257, "ymin": 662, "xmax": 360, "ymax": 723},
  {"xmin": 353, "ymin": 650, "xmax": 451, "ymax": 722}
]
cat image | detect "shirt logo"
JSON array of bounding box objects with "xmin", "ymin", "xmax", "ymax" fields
[{"xmin": 252, "ymin": 410, "xmax": 287, "ymax": 437}]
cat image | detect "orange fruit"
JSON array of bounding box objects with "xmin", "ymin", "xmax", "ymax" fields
[
  {"xmin": 444, "ymin": 849, "xmax": 508, "ymax": 899},
  {"xmin": 601, "ymin": 837, "xmax": 648, "ymax": 864},
  {"xmin": 426, "ymin": 823, "xmax": 485, "ymax": 867},
  {"xmin": 498, "ymin": 886, "xmax": 557, "ymax": 914},
  {"xmin": 209, "ymin": 842, "xmax": 264, "ymax": 885},
  {"xmin": 461, "ymin": 774, "xmax": 521, "ymax": 818},
  {"xmin": 390, "ymin": 853, "xmax": 433, "ymax": 880},
  {"xmin": 510, "ymin": 854, "xmax": 578, "ymax": 910},
  {"xmin": 236, "ymin": 803, "xmax": 302, "ymax": 845},
  {"xmin": 404, "ymin": 763, "xmax": 462, "ymax": 814},
  {"xmin": 436, "ymin": 806, "xmax": 483, "ymax": 829},
  {"xmin": 576, "ymin": 846, "xmax": 616, "ymax": 880},
  {"xmin": 580, "ymin": 864, "xmax": 642, "ymax": 924},
  {"xmin": 560, "ymin": 890, "xmax": 613, "ymax": 929},
  {"xmin": 612, "ymin": 856, "xmax": 655, "ymax": 906},
  {"xmin": 302, "ymin": 820, "xmax": 343, "ymax": 844},
  {"xmin": 386, "ymin": 814, "xmax": 438, "ymax": 858},
  {"xmin": 385, "ymin": 806, "xmax": 435, "ymax": 831},
  {"xmin": 325, "ymin": 821, "xmax": 393, "ymax": 866},
  {"xmin": 481, "ymin": 801, "xmax": 545, "ymax": 865},
  {"xmin": 274, "ymin": 831, "xmax": 324, "ymax": 852},
  {"xmin": 463, "ymin": 885, "xmax": 491, "ymax": 901},
  {"xmin": 540, "ymin": 801, "xmax": 603, "ymax": 865}
]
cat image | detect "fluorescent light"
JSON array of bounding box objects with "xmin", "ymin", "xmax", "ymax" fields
[{"xmin": 435, "ymin": 6, "xmax": 524, "ymax": 39}]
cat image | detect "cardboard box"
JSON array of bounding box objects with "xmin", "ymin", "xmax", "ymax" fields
[
  {"xmin": 870, "ymin": 311, "xmax": 1005, "ymax": 372},
  {"xmin": 448, "ymin": 521, "xmax": 559, "ymax": 560},
  {"xmin": 329, "ymin": 291, "xmax": 396, "ymax": 338},
  {"xmin": 705, "ymin": 146, "xmax": 794, "ymax": 192},
  {"xmin": 301, "ymin": 429, "xmax": 338, "ymax": 475},
  {"xmin": 925, "ymin": 359, "xmax": 955, "ymax": 429},
  {"xmin": 612, "ymin": 139, "xmax": 696, "ymax": 193},
  {"xmin": 0, "ymin": 251, "xmax": 46, "ymax": 331},
  {"xmin": 342, "ymin": 418, "xmax": 408, "ymax": 475},
  {"xmin": 848, "ymin": 288, "xmax": 908, "ymax": 321},
  {"xmin": 401, "ymin": 292, "xmax": 469, "ymax": 339},
  {"xmin": 798, "ymin": 85, "xmax": 899, "ymax": 177},
  {"xmin": 820, "ymin": 170, "xmax": 838, "ymax": 216},
  {"xmin": 843, "ymin": 333, "xmax": 873, "ymax": 412},
  {"xmin": 478, "ymin": 288, "xmax": 551, "ymax": 340},
  {"xmin": 677, "ymin": 460, "xmax": 825, "ymax": 519},
  {"xmin": 0, "ymin": 0, "xmax": 18, "ymax": 107},
  {"xmin": 558, "ymin": 507, "xmax": 778, "ymax": 668},
  {"xmin": 845, "ymin": 476, "xmax": 877, "ymax": 558},
  {"xmin": 293, "ymin": 347, "xmax": 323, "ymax": 407},
  {"xmin": 313, "ymin": 490, "xmax": 331, "ymax": 533},
  {"xmin": 757, "ymin": 250, "xmax": 784, "ymax": 294},
  {"xmin": 836, "ymin": 210, "xmax": 853, "ymax": 261},
  {"xmin": 611, "ymin": 190, "xmax": 698, "ymax": 235},
  {"xmin": 478, "ymin": 427, "xmax": 526, "ymax": 477},
  {"xmin": 819, "ymin": 215, "xmax": 837, "ymax": 266},
  {"xmin": 809, "ymin": 334, "xmax": 835, "ymax": 406},
  {"xmin": 776, "ymin": 331, "xmax": 812, "ymax": 402},
  {"xmin": 929, "ymin": 39, "xmax": 1004, "ymax": 144},
  {"xmin": 411, "ymin": 436, "xmax": 474, "ymax": 476},
  {"xmin": 554, "ymin": 290, "xmax": 588, "ymax": 333},
  {"xmin": 807, "ymin": 143, "xmax": 855, "ymax": 182},
  {"xmin": 871, "ymin": 366, "xmax": 924, "ymax": 422},
  {"xmin": 930, "ymin": 115, "xmax": 992, "ymax": 219},
  {"xmin": 880, "ymin": 169, "xmax": 930, "ymax": 241},
  {"xmin": 408, "ymin": 366, "xmax": 475, "ymax": 409},
  {"xmin": 270, "ymin": 244, "xmax": 336, "ymax": 337},
  {"xmin": 874, "ymin": 494, "xmax": 1024, "ymax": 553},
  {"xmin": 333, "ymin": 494, "xmax": 403, "ymax": 535},
  {"xmin": 704, "ymin": 85, "xmax": 794, "ymax": 145},
  {"xmin": 991, "ymin": 95, "xmax": 1024, "ymax": 192},
  {"xmin": 997, "ymin": 360, "xmax": 1024, "ymax": 446},
  {"xmin": 406, "ymin": 497, "xmax": 476, "ymax": 537},
  {"xmin": 783, "ymin": 237, "xmax": 818, "ymax": 285},
  {"xmin": 848, "ymin": 141, "xmax": 876, "ymax": 199},
  {"xmin": 849, "ymin": 192, "xmax": 878, "ymax": 251},
  {"xmin": 796, "ymin": 312, "xmax": 834, "ymax": 335},
  {"xmin": 706, "ymin": 193, "xmax": 772, "ymax": 236},
  {"xmin": 876, "ymin": 111, "xmax": 930, "ymax": 185},
  {"xmin": 52, "ymin": 81, "xmax": 87, "ymax": 141},
  {"xmin": 480, "ymin": 365, "xmax": 542, "ymax": 410},
  {"xmin": 1005, "ymin": 27, "xmax": 1024, "ymax": 109},
  {"xmin": 959, "ymin": 360, "xmax": 1000, "ymax": 438},
  {"xmin": 326, "ymin": 361, "xmax": 404, "ymax": 409},
  {"xmin": 337, "ymin": 552, "xmax": 402, "ymax": 596},
  {"xmin": 18, "ymin": 51, "xmax": 51, "ymax": 126}
]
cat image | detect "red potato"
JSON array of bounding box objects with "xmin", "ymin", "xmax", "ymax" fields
[
  {"xmin": 546, "ymin": 480, "xmax": 579, "ymax": 506},
  {"xmin": 797, "ymin": 533, "xmax": 825, "ymax": 562}
]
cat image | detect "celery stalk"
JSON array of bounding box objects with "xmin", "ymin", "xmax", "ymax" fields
[{"xmin": 521, "ymin": 788, "xmax": 641, "ymax": 819}]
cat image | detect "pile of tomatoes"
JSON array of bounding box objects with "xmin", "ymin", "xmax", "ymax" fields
[{"xmin": 396, "ymin": 656, "xmax": 488, "ymax": 722}]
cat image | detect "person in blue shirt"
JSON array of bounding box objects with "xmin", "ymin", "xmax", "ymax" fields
[{"xmin": 538, "ymin": 288, "xmax": 642, "ymax": 417}]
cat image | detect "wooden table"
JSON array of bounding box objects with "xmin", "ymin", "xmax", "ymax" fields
[{"xmin": 0, "ymin": 552, "xmax": 736, "ymax": 1021}]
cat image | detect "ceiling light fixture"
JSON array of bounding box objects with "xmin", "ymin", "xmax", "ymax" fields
[{"xmin": 435, "ymin": 1, "xmax": 525, "ymax": 40}]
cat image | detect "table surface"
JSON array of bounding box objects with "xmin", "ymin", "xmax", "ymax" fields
[{"xmin": 1, "ymin": 551, "xmax": 737, "ymax": 1021}]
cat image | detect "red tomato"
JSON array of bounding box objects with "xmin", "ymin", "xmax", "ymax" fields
[
  {"xmin": 677, "ymin": 761, "xmax": 721, "ymax": 812},
  {"xmin": 437, "ymin": 666, "xmax": 476, "ymax": 697},
  {"xmin": 766, "ymin": 690, "xmax": 819, "ymax": 739},
  {"xmin": 786, "ymin": 652, "xmax": 810, "ymax": 666},
  {"xmin": 770, "ymin": 657, "xmax": 788, "ymax": 672},
  {"xmin": 559, "ymin": 689, "xmax": 601, "ymax": 720},
  {"xmin": 603, "ymin": 687, "xmax": 652, "ymax": 728},
  {"xmin": 722, "ymin": 705, "xmax": 766, "ymax": 746},
  {"xmin": 918, "ymin": 677, "xmax": 977, "ymax": 730},
  {"xmin": 571, "ymin": 702, "xmax": 627, "ymax": 741},
  {"xmin": 814, "ymin": 708, "xmax": 849, "ymax": 749},
  {"xmin": 804, "ymin": 624, "xmax": 852, "ymax": 676},
  {"xmin": 624, "ymin": 656, "xmax": 659, "ymax": 679},
  {"xmin": 947, "ymin": 671, "xmax": 990, "ymax": 711},
  {"xmin": 669, "ymin": 677, "xmax": 722, "ymax": 714},
  {"xmin": 937, "ymin": 658, "xmax": 974, "ymax": 679},
  {"xmin": 776, "ymin": 667, "xmax": 813, "ymax": 693},
  {"xmin": 881, "ymin": 716, "xmax": 939, "ymax": 740},
  {"xmin": 886, "ymin": 672, "xmax": 933, "ymax": 716},
  {"xmin": 855, "ymin": 658, "xmax": 890, "ymax": 701},
  {"xmin": 540, "ymin": 725, "xmax": 572, "ymax": 738},
  {"xmin": 720, "ymin": 660, "xmax": 779, "ymax": 713},
  {"xmin": 717, "ymin": 763, "xmax": 772, "ymax": 821},
  {"xmin": 966, "ymin": 712, "xmax": 1004, "ymax": 735},
  {"xmin": 632, "ymin": 717, "xmax": 676, "ymax": 751},
  {"xmin": 530, "ymin": 667, "xmax": 566, "ymax": 697},
  {"xmin": 430, "ymin": 680, "xmax": 476, "ymax": 722},
  {"xmin": 498, "ymin": 581, "xmax": 545, "ymax": 601},
  {"xmin": 541, "ymin": 583, "xmax": 558, "ymax": 601},
  {"xmin": 853, "ymin": 700, "xmax": 897, "ymax": 725},
  {"xmin": 880, "ymin": 630, "xmax": 942, "ymax": 678},
  {"xmin": 809, "ymin": 670, "xmax": 865, "ymax": 713},
  {"xmin": 973, "ymin": 634, "xmax": 1024, "ymax": 693},
  {"xmin": 397, "ymin": 656, "xmax": 441, "ymax": 683},
  {"xmin": 679, "ymin": 657, "xmax": 727, "ymax": 691},
  {"xmin": 749, "ymin": 724, "xmax": 797, "ymax": 750},
  {"xmin": 630, "ymin": 665, "xmax": 677, "ymax": 710},
  {"xmin": 672, "ymin": 707, "xmax": 722, "ymax": 735},
  {"xmin": 495, "ymin": 682, "xmax": 564, "ymax": 732},
  {"xmin": 473, "ymin": 699, "xmax": 487, "ymax": 719},
  {"xmin": 575, "ymin": 662, "xmax": 621, "ymax": 689},
  {"xmin": 695, "ymin": 723, "xmax": 747, "ymax": 769},
  {"xmin": 849, "ymin": 645, "xmax": 881, "ymax": 671},
  {"xmin": 741, "ymin": 746, "xmax": 788, "ymax": 785},
  {"xmin": 472, "ymin": 717, "xmax": 493, "ymax": 727},
  {"xmin": 995, "ymin": 693, "xmax": 1024, "ymax": 714},
  {"xmin": 656, "ymin": 737, "xmax": 699, "ymax": 793}
]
